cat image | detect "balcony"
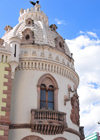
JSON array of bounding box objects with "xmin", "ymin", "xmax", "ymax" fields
[{"xmin": 31, "ymin": 109, "xmax": 67, "ymax": 135}]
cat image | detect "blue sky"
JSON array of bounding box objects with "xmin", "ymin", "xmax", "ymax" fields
[
  {"xmin": 1, "ymin": 0, "xmax": 100, "ymax": 137},
  {"xmin": 0, "ymin": 0, "xmax": 100, "ymax": 38}
]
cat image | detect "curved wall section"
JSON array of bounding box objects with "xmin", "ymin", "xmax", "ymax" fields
[
  {"xmin": 8, "ymin": 129, "xmax": 80, "ymax": 140},
  {"xmin": 21, "ymin": 135, "xmax": 43, "ymax": 140}
]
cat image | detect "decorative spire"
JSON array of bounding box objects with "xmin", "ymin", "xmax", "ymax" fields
[{"xmin": 30, "ymin": 0, "xmax": 39, "ymax": 6}]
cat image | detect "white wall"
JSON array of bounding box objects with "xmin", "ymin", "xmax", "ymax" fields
[
  {"xmin": 8, "ymin": 129, "xmax": 80, "ymax": 140},
  {"xmin": 10, "ymin": 70, "xmax": 79, "ymax": 140}
]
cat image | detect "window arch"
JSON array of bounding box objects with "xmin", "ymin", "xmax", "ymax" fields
[
  {"xmin": 21, "ymin": 135, "xmax": 43, "ymax": 140},
  {"xmin": 37, "ymin": 74, "xmax": 58, "ymax": 111},
  {"xmin": 54, "ymin": 138, "xmax": 67, "ymax": 140}
]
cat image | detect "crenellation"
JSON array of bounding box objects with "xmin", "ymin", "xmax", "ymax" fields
[{"xmin": 19, "ymin": 7, "xmax": 49, "ymax": 26}]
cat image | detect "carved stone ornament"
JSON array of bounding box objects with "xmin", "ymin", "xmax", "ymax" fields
[
  {"xmin": 25, "ymin": 18, "xmax": 34, "ymax": 26},
  {"xmin": 22, "ymin": 28, "xmax": 35, "ymax": 44},
  {"xmin": 22, "ymin": 135, "xmax": 43, "ymax": 140},
  {"xmin": 20, "ymin": 8, "xmax": 24, "ymax": 14},
  {"xmin": 64, "ymin": 95, "xmax": 70, "ymax": 105},
  {"xmin": 79, "ymin": 127, "xmax": 85, "ymax": 140},
  {"xmin": 4, "ymin": 25, "xmax": 13, "ymax": 32},
  {"xmin": 55, "ymin": 36, "xmax": 65, "ymax": 53},
  {"xmin": 0, "ymin": 38, "xmax": 4, "ymax": 46},
  {"xmin": 68, "ymin": 85, "xmax": 77, "ymax": 93},
  {"xmin": 50, "ymin": 24, "xmax": 58, "ymax": 31},
  {"xmin": 64, "ymin": 85, "xmax": 72, "ymax": 106},
  {"xmin": 31, "ymin": 109, "xmax": 67, "ymax": 135},
  {"xmin": 70, "ymin": 94, "xmax": 80, "ymax": 126}
]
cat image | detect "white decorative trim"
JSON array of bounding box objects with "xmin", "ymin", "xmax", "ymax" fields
[
  {"xmin": 20, "ymin": 44, "xmax": 75, "ymax": 70},
  {"xmin": 17, "ymin": 59, "xmax": 79, "ymax": 87},
  {"xmin": 19, "ymin": 7, "xmax": 49, "ymax": 26}
]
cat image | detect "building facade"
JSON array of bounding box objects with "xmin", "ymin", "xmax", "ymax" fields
[
  {"xmin": 85, "ymin": 132, "xmax": 100, "ymax": 140},
  {"xmin": 0, "ymin": 2, "xmax": 84, "ymax": 140}
]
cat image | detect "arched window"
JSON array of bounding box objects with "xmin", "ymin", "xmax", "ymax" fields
[
  {"xmin": 40, "ymin": 84, "xmax": 54, "ymax": 110},
  {"xmin": 37, "ymin": 74, "xmax": 58, "ymax": 111}
]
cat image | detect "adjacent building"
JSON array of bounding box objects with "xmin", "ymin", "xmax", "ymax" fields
[{"xmin": 85, "ymin": 132, "xmax": 100, "ymax": 140}]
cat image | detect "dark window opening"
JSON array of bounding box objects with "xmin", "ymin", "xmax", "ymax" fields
[
  {"xmin": 25, "ymin": 34, "xmax": 30, "ymax": 40},
  {"xmin": 28, "ymin": 21, "xmax": 31, "ymax": 25},
  {"xmin": 59, "ymin": 42, "xmax": 63, "ymax": 48},
  {"xmin": 40, "ymin": 84, "xmax": 54, "ymax": 110},
  {"xmin": 14, "ymin": 44, "xmax": 16, "ymax": 57}
]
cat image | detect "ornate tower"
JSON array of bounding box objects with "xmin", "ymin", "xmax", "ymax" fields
[{"xmin": 0, "ymin": 2, "xmax": 84, "ymax": 140}]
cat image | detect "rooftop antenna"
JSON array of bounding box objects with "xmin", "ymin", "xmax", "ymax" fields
[{"xmin": 30, "ymin": 0, "xmax": 39, "ymax": 6}]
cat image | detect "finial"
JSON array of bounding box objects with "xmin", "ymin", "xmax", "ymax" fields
[{"xmin": 30, "ymin": 0, "xmax": 39, "ymax": 6}]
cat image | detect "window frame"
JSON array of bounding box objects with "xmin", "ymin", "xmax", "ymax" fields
[
  {"xmin": 37, "ymin": 74, "xmax": 58, "ymax": 111},
  {"xmin": 40, "ymin": 84, "xmax": 54, "ymax": 110}
]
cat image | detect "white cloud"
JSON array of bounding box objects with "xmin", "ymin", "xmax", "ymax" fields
[
  {"xmin": 66, "ymin": 31, "xmax": 100, "ymax": 137},
  {"xmin": 80, "ymin": 31, "xmax": 98, "ymax": 38},
  {"xmin": 55, "ymin": 18, "xmax": 66, "ymax": 25},
  {"xmin": 87, "ymin": 32, "xmax": 98, "ymax": 38}
]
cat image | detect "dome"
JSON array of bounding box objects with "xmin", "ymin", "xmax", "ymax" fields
[
  {"xmin": 2, "ymin": 4, "xmax": 71, "ymax": 57},
  {"xmin": 0, "ymin": 3, "xmax": 83, "ymax": 140}
]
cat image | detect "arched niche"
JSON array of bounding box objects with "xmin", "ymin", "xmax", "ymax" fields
[{"xmin": 22, "ymin": 28, "xmax": 35, "ymax": 44}]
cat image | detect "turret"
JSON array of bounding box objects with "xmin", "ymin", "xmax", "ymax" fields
[
  {"xmin": 9, "ymin": 37, "xmax": 21, "ymax": 79},
  {"xmin": 0, "ymin": 38, "xmax": 11, "ymax": 63}
]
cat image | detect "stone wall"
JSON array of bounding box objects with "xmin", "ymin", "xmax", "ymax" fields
[{"xmin": 0, "ymin": 63, "xmax": 12, "ymax": 140}]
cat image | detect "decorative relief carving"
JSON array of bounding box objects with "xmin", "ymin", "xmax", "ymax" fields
[
  {"xmin": 20, "ymin": 8, "xmax": 24, "ymax": 14},
  {"xmin": 64, "ymin": 95, "xmax": 70, "ymax": 105},
  {"xmin": 79, "ymin": 127, "xmax": 85, "ymax": 140},
  {"xmin": 40, "ymin": 52, "xmax": 45, "ymax": 57},
  {"xmin": 55, "ymin": 36, "xmax": 65, "ymax": 53},
  {"xmin": 0, "ymin": 39, "xmax": 4, "ymax": 46},
  {"xmin": 62, "ymin": 59, "xmax": 65, "ymax": 65},
  {"xmin": 64, "ymin": 85, "xmax": 72, "ymax": 105},
  {"xmin": 17, "ymin": 60, "xmax": 79, "ymax": 88},
  {"xmin": 25, "ymin": 18, "xmax": 34, "ymax": 26},
  {"xmin": 55, "ymin": 56, "xmax": 59, "ymax": 61},
  {"xmin": 22, "ymin": 28, "xmax": 35, "ymax": 44},
  {"xmin": 32, "ymin": 51, "xmax": 37, "ymax": 56},
  {"xmin": 70, "ymin": 94, "xmax": 80, "ymax": 126},
  {"xmin": 31, "ymin": 109, "xmax": 67, "ymax": 135},
  {"xmin": 48, "ymin": 53, "xmax": 52, "ymax": 59},
  {"xmin": 4, "ymin": 25, "xmax": 13, "ymax": 32},
  {"xmin": 50, "ymin": 24, "xmax": 58, "ymax": 32}
]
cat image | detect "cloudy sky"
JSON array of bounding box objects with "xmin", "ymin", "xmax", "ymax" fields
[
  {"xmin": 66, "ymin": 32, "xmax": 100, "ymax": 136},
  {"xmin": 0, "ymin": 0, "xmax": 100, "ymax": 137}
]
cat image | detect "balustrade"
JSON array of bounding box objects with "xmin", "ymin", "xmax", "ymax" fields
[{"xmin": 31, "ymin": 109, "xmax": 67, "ymax": 135}]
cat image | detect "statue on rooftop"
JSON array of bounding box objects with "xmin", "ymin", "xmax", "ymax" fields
[{"xmin": 30, "ymin": 0, "xmax": 39, "ymax": 6}]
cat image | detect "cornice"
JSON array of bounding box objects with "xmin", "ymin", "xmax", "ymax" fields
[{"xmin": 17, "ymin": 58, "xmax": 79, "ymax": 88}]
